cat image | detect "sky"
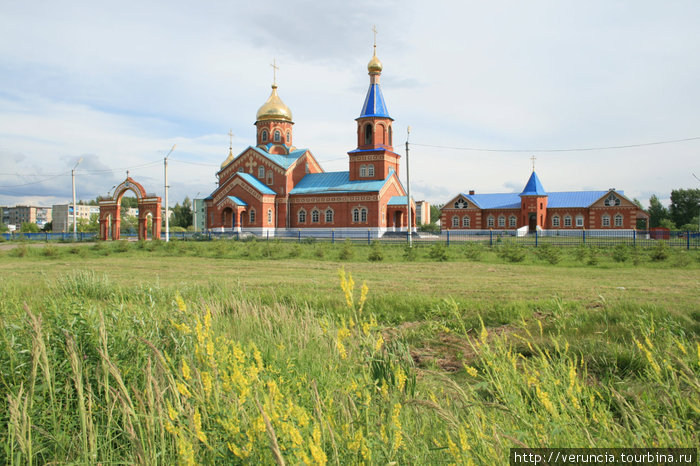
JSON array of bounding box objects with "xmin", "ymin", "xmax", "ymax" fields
[{"xmin": 1, "ymin": 0, "xmax": 699, "ymax": 210}]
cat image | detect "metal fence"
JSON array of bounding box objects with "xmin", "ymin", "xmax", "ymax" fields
[{"xmin": 2, "ymin": 229, "xmax": 699, "ymax": 249}]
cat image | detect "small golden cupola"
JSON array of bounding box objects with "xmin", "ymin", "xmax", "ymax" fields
[
  {"xmin": 255, "ymin": 61, "xmax": 295, "ymax": 154},
  {"xmin": 255, "ymin": 84, "xmax": 293, "ymax": 123}
]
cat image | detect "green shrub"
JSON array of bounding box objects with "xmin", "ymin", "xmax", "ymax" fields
[
  {"xmin": 462, "ymin": 242, "xmax": 483, "ymax": 261},
  {"xmin": 611, "ymin": 244, "xmax": 629, "ymax": 263},
  {"xmin": 11, "ymin": 244, "xmax": 28, "ymax": 257},
  {"xmin": 403, "ymin": 245, "xmax": 417, "ymax": 261},
  {"xmin": 368, "ymin": 241, "xmax": 384, "ymax": 262},
  {"xmin": 649, "ymin": 241, "xmax": 669, "ymax": 261},
  {"xmin": 573, "ymin": 245, "xmax": 588, "ymax": 262},
  {"xmin": 338, "ymin": 239, "xmax": 354, "ymax": 260},
  {"xmin": 288, "ymin": 244, "xmax": 302, "ymax": 258},
  {"xmin": 429, "ymin": 242, "xmax": 448, "ymax": 261},
  {"xmin": 114, "ymin": 240, "xmax": 130, "ymax": 253},
  {"xmin": 43, "ymin": 244, "xmax": 59, "ymax": 257},
  {"xmin": 496, "ymin": 242, "xmax": 526, "ymax": 263},
  {"xmin": 586, "ymin": 247, "xmax": 599, "ymax": 266},
  {"xmin": 314, "ymin": 245, "xmax": 325, "ymax": 258},
  {"xmin": 535, "ymin": 243, "xmax": 561, "ymax": 264},
  {"xmin": 672, "ymin": 251, "xmax": 691, "ymax": 268}
]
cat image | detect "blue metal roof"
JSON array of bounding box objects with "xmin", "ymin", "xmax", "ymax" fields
[
  {"xmin": 461, "ymin": 190, "xmax": 624, "ymax": 210},
  {"xmin": 226, "ymin": 196, "xmax": 247, "ymax": 206},
  {"xmin": 290, "ymin": 170, "xmax": 392, "ymax": 195},
  {"xmin": 520, "ymin": 171, "xmax": 547, "ymax": 196},
  {"xmin": 387, "ymin": 196, "xmax": 409, "ymax": 206},
  {"xmin": 251, "ymin": 146, "xmax": 307, "ymax": 170},
  {"xmin": 236, "ymin": 172, "xmax": 277, "ymax": 195},
  {"xmin": 359, "ymin": 83, "xmax": 391, "ymax": 119}
]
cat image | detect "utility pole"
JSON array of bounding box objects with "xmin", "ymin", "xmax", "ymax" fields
[
  {"xmin": 164, "ymin": 145, "xmax": 176, "ymax": 242},
  {"xmin": 72, "ymin": 158, "xmax": 83, "ymax": 241},
  {"xmin": 405, "ymin": 127, "xmax": 412, "ymax": 247}
]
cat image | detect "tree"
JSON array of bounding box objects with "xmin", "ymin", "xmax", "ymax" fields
[
  {"xmin": 647, "ymin": 195, "xmax": 669, "ymax": 228},
  {"xmin": 171, "ymin": 196, "xmax": 193, "ymax": 229},
  {"xmin": 430, "ymin": 204, "xmax": 443, "ymax": 224},
  {"xmin": 42, "ymin": 221, "xmax": 53, "ymax": 232},
  {"xmin": 0, "ymin": 222, "xmax": 8, "ymax": 233},
  {"xmin": 20, "ymin": 222, "xmax": 40, "ymax": 233},
  {"xmin": 77, "ymin": 214, "xmax": 99, "ymax": 233},
  {"xmin": 669, "ymin": 189, "xmax": 700, "ymax": 228}
]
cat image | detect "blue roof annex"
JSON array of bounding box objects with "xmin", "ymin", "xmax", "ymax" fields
[
  {"xmin": 250, "ymin": 145, "xmax": 308, "ymax": 170},
  {"xmin": 226, "ymin": 196, "xmax": 247, "ymax": 206},
  {"xmin": 462, "ymin": 190, "xmax": 622, "ymax": 210},
  {"xmin": 290, "ymin": 169, "xmax": 395, "ymax": 195}
]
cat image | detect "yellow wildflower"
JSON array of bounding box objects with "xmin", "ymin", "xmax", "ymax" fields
[
  {"xmin": 171, "ymin": 320, "xmax": 192, "ymax": 334},
  {"xmin": 181, "ymin": 359, "xmax": 191, "ymax": 381},
  {"xmin": 177, "ymin": 382, "xmax": 191, "ymax": 399},
  {"xmin": 201, "ymin": 371, "xmax": 212, "ymax": 397},
  {"xmin": 396, "ymin": 365, "xmax": 407, "ymax": 392},
  {"xmin": 176, "ymin": 436, "xmax": 195, "ymax": 466},
  {"xmin": 464, "ymin": 364, "xmax": 478, "ymax": 377},
  {"xmin": 167, "ymin": 401, "xmax": 178, "ymax": 421},
  {"xmin": 175, "ymin": 293, "xmax": 187, "ymax": 313},
  {"xmin": 194, "ymin": 408, "xmax": 207, "ymax": 444},
  {"xmin": 358, "ymin": 281, "xmax": 369, "ymax": 314},
  {"xmin": 374, "ymin": 334, "xmax": 384, "ymax": 353},
  {"xmin": 391, "ymin": 402, "xmax": 403, "ymax": 452}
]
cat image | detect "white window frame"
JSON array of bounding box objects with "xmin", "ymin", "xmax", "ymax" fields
[
  {"xmin": 361, "ymin": 208, "xmax": 368, "ymax": 223},
  {"xmin": 452, "ymin": 216, "xmax": 459, "ymax": 227},
  {"xmin": 266, "ymin": 172, "xmax": 273, "ymax": 185},
  {"xmin": 267, "ymin": 209, "xmax": 272, "ymax": 225},
  {"xmin": 298, "ymin": 209, "xmax": 306, "ymax": 223},
  {"xmin": 604, "ymin": 193, "xmax": 620, "ymax": 207},
  {"xmin": 575, "ymin": 215, "xmax": 584, "ymax": 228},
  {"xmin": 325, "ymin": 208, "xmax": 334, "ymax": 223},
  {"xmin": 311, "ymin": 209, "xmax": 320, "ymax": 223},
  {"xmin": 367, "ymin": 164, "xmax": 375, "ymax": 177},
  {"xmin": 563, "ymin": 215, "xmax": 572, "ymax": 227},
  {"xmin": 359, "ymin": 165, "xmax": 367, "ymax": 177},
  {"xmin": 498, "ymin": 215, "xmax": 506, "ymax": 227},
  {"xmin": 601, "ymin": 214, "xmax": 610, "ymax": 227},
  {"xmin": 462, "ymin": 216, "xmax": 470, "ymax": 227},
  {"xmin": 258, "ymin": 165, "xmax": 265, "ymax": 179},
  {"xmin": 487, "ymin": 215, "xmax": 495, "ymax": 228},
  {"xmin": 274, "ymin": 130, "xmax": 281, "ymax": 142},
  {"xmin": 552, "ymin": 215, "xmax": 560, "ymax": 228},
  {"xmin": 614, "ymin": 213, "xmax": 623, "ymax": 227},
  {"xmin": 509, "ymin": 215, "xmax": 517, "ymax": 228},
  {"xmin": 261, "ymin": 130, "xmax": 268, "ymax": 142},
  {"xmin": 353, "ymin": 208, "xmax": 360, "ymax": 223},
  {"xmin": 249, "ymin": 209, "xmax": 256, "ymax": 224}
]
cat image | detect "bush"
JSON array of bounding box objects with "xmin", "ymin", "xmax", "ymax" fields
[
  {"xmin": 403, "ymin": 244, "xmax": 417, "ymax": 261},
  {"xmin": 611, "ymin": 244, "xmax": 629, "ymax": 263},
  {"xmin": 418, "ymin": 223, "xmax": 440, "ymax": 233},
  {"xmin": 43, "ymin": 244, "xmax": 59, "ymax": 257},
  {"xmin": 586, "ymin": 247, "xmax": 599, "ymax": 266},
  {"xmin": 649, "ymin": 241, "xmax": 669, "ymax": 261},
  {"xmin": 288, "ymin": 244, "xmax": 302, "ymax": 258},
  {"xmin": 573, "ymin": 245, "xmax": 588, "ymax": 262},
  {"xmin": 496, "ymin": 242, "xmax": 526, "ymax": 263},
  {"xmin": 338, "ymin": 239, "xmax": 354, "ymax": 260},
  {"xmin": 114, "ymin": 240, "xmax": 130, "ymax": 253},
  {"xmin": 11, "ymin": 244, "xmax": 28, "ymax": 257},
  {"xmin": 429, "ymin": 243, "xmax": 448, "ymax": 261},
  {"xmin": 368, "ymin": 241, "xmax": 384, "ymax": 262},
  {"xmin": 314, "ymin": 245, "xmax": 325, "ymax": 259},
  {"xmin": 672, "ymin": 252, "xmax": 691, "ymax": 268},
  {"xmin": 535, "ymin": 244, "xmax": 561, "ymax": 264},
  {"xmin": 462, "ymin": 242, "xmax": 483, "ymax": 261}
]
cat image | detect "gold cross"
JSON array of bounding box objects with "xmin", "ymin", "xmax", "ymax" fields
[
  {"xmin": 228, "ymin": 129, "xmax": 234, "ymax": 150},
  {"xmin": 126, "ymin": 170, "xmax": 129, "ymax": 179},
  {"xmin": 270, "ymin": 59, "xmax": 279, "ymax": 85},
  {"xmin": 530, "ymin": 155, "xmax": 536, "ymax": 171},
  {"xmin": 372, "ymin": 25, "xmax": 378, "ymax": 52}
]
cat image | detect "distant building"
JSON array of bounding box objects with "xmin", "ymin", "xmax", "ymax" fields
[
  {"xmin": 52, "ymin": 204, "xmax": 100, "ymax": 232},
  {"xmin": 2, "ymin": 205, "xmax": 52, "ymax": 228},
  {"xmin": 193, "ymin": 198, "xmax": 206, "ymax": 232},
  {"xmin": 441, "ymin": 171, "xmax": 649, "ymax": 231},
  {"xmin": 415, "ymin": 200, "xmax": 430, "ymax": 225}
]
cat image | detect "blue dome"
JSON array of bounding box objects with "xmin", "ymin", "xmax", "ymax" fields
[
  {"xmin": 359, "ymin": 83, "xmax": 391, "ymax": 119},
  {"xmin": 520, "ymin": 171, "xmax": 547, "ymax": 196}
]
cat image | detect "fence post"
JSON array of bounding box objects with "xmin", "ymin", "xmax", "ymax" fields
[
  {"xmin": 267, "ymin": 230, "xmax": 269, "ymax": 241},
  {"xmin": 446, "ymin": 230, "xmax": 450, "ymax": 247},
  {"xmin": 633, "ymin": 229, "xmax": 636, "ymax": 247},
  {"xmin": 331, "ymin": 229, "xmax": 335, "ymax": 244},
  {"xmin": 535, "ymin": 229, "xmax": 538, "ymax": 247},
  {"xmin": 687, "ymin": 231, "xmax": 690, "ymax": 250},
  {"xmin": 582, "ymin": 229, "xmax": 586, "ymax": 245},
  {"xmin": 298, "ymin": 230, "xmax": 301, "ymax": 243},
  {"xmin": 367, "ymin": 229, "xmax": 371, "ymax": 245},
  {"xmin": 489, "ymin": 229, "xmax": 493, "ymax": 247}
]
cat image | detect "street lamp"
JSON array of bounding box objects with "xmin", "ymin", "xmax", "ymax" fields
[
  {"xmin": 192, "ymin": 192, "xmax": 201, "ymax": 232},
  {"xmin": 164, "ymin": 144, "xmax": 176, "ymax": 242},
  {"xmin": 72, "ymin": 158, "xmax": 83, "ymax": 241}
]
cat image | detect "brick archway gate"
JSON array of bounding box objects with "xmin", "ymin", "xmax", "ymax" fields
[{"xmin": 99, "ymin": 177, "xmax": 162, "ymax": 240}]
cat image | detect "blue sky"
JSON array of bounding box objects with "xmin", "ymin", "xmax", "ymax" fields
[{"xmin": 1, "ymin": 0, "xmax": 699, "ymax": 209}]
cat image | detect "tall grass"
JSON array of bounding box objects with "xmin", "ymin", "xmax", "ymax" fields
[{"xmin": 0, "ymin": 269, "xmax": 697, "ymax": 463}]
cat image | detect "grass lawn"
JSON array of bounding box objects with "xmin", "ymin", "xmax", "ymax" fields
[{"xmin": 0, "ymin": 240, "xmax": 698, "ymax": 463}]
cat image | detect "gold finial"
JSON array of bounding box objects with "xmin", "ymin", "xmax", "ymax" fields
[
  {"xmin": 126, "ymin": 170, "xmax": 129, "ymax": 179},
  {"xmin": 530, "ymin": 155, "xmax": 536, "ymax": 172},
  {"xmin": 228, "ymin": 129, "xmax": 234, "ymax": 151},
  {"xmin": 270, "ymin": 58, "xmax": 279, "ymax": 86},
  {"xmin": 367, "ymin": 26, "xmax": 383, "ymax": 74}
]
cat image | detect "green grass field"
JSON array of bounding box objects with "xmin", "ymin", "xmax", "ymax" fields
[{"xmin": 0, "ymin": 240, "xmax": 698, "ymax": 464}]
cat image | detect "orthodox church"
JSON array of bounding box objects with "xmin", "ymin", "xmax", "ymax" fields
[
  {"xmin": 204, "ymin": 45, "xmax": 414, "ymax": 236},
  {"xmin": 441, "ymin": 170, "xmax": 648, "ymax": 231}
]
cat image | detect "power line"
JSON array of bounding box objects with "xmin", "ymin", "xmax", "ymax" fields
[
  {"xmin": 0, "ymin": 173, "xmax": 68, "ymax": 188},
  {"xmin": 412, "ymin": 136, "xmax": 700, "ymax": 153}
]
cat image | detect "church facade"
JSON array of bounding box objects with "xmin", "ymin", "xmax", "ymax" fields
[
  {"xmin": 204, "ymin": 46, "xmax": 414, "ymax": 236},
  {"xmin": 441, "ymin": 171, "xmax": 648, "ymax": 231}
]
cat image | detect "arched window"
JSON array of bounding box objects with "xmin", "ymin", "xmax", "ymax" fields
[
  {"xmin": 575, "ymin": 215, "xmax": 584, "ymax": 227},
  {"xmin": 388, "ymin": 126, "xmax": 392, "ymax": 145},
  {"xmin": 298, "ymin": 209, "xmax": 306, "ymax": 223},
  {"xmin": 454, "ymin": 198, "xmax": 467, "ymax": 209},
  {"xmin": 462, "ymin": 216, "xmax": 470, "ymax": 227},
  {"xmin": 364, "ymin": 124, "xmax": 372, "ymax": 145},
  {"xmin": 367, "ymin": 164, "xmax": 375, "ymax": 177},
  {"xmin": 552, "ymin": 215, "xmax": 560, "ymax": 227},
  {"xmin": 360, "ymin": 165, "xmax": 367, "ymax": 177},
  {"xmin": 377, "ymin": 124, "xmax": 385, "ymax": 145},
  {"xmin": 601, "ymin": 214, "xmax": 611, "ymax": 227},
  {"xmin": 311, "ymin": 209, "xmax": 320, "ymax": 223},
  {"xmin": 498, "ymin": 215, "xmax": 506, "ymax": 227},
  {"xmin": 267, "ymin": 172, "xmax": 273, "ymax": 185},
  {"xmin": 274, "ymin": 130, "xmax": 281, "ymax": 142},
  {"xmin": 452, "ymin": 216, "xmax": 459, "ymax": 227},
  {"xmin": 361, "ymin": 208, "xmax": 368, "ymax": 223},
  {"xmin": 509, "ymin": 215, "xmax": 517, "ymax": 228},
  {"xmin": 267, "ymin": 209, "xmax": 272, "ymax": 225},
  {"xmin": 353, "ymin": 208, "xmax": 360, "ymax": 223},
  {"xmin": 564, "ymin": 215, "xmax": 572, "ymax": 227},
  {"xmin": 604, "ymin": 193, "xmax": 620, "ymax": 206},
  {"xmin": 614, "ymin": 213, "xmax": 623, "ymax": 227},
  {"xmin": 249, "ymin": 209, "xmax": 256, "ymax": 224},
  {"xmin": 487, "ymin": 215, "xmax": 495, "ymax": 228},
  {"xmin": 261, "ymin": 130, "xmax": 268, "ymax": 142},
  {"xmin": 325, "ymin": 208, "xmax": 334, "ymax": 223},
  {"xmin": 286, "ymin": 131, "xmax": 290, "ymax": 143},
  {"xmin": 258, "ymin": 165, "xmax": 265, "ymax": 179}
]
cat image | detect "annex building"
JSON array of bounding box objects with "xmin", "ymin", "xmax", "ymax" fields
[
  {"xmin": 204, "ymin": 45, "xmax": 414, "ymax": 236},
  {"xmin": 441, "ymin": 171, "xmax": 649, "ymax": 232}
]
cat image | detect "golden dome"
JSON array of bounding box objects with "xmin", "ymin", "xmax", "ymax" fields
[
  {"xmin": 256, "ymin": 84, "xmax": 293, "ymax": 122},
  {"xmin": 368, "ymin": 52, "xmax": 383, "ymax": 74},
  {"xmin": 220, "ymin": 148, "xmax": 234, "ymax": 169}
]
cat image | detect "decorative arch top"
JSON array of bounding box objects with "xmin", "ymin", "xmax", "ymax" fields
[{"xmin": 113, "ymin": 177, "xmax": 147, "ymax": 202}]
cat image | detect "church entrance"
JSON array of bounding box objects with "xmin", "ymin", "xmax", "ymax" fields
[
  {"xmin": 528, "ymin": 213, "xmax": 537, "ymax": 232},
  {"xmin": 98, "ymin": 176, "xmax": 162, "ymax": 241}
]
